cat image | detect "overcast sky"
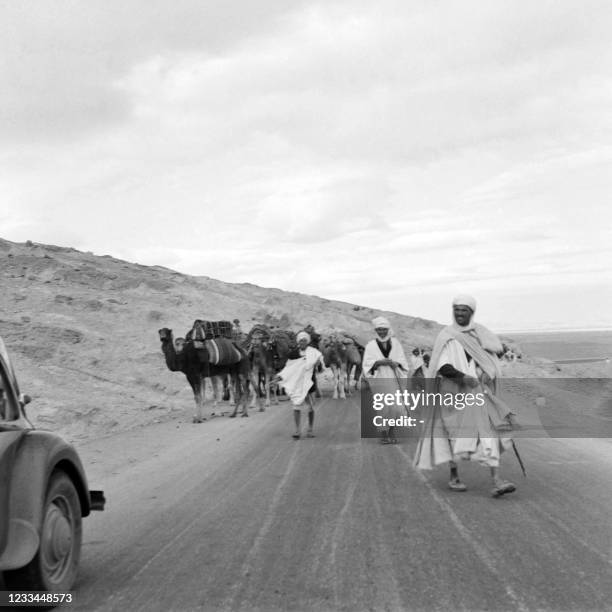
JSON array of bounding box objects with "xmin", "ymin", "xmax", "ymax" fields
[{"xmin": 1, "ymin": 1, "xmax": 611, "ymax": 331}]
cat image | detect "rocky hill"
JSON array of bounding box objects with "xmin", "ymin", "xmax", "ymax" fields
[{"xmin": 0, "ymin": 237, "xmax": 442, "ymax": 441}]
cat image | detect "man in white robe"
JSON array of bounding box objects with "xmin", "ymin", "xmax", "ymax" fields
[
  {"xmin": 276, "ymin": 331, "xmax": 323, "ymax": 439},
  {"xmin": 413, "ymin": 295, "xmax": 517, "ymax": 497},
  {"xmin": 362, "ymin": 316, "xmax": 410, "ymax": 443}
]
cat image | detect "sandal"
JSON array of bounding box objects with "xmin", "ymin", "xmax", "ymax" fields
[
  {"xmin": 491, "ymin": 481, "xmax": 516, "ymax": 497},
  {"xmin": 448, "ymin": 478, "xmax": 467, "ymax": 492},
  {"xmin": 306, "ymin": 432, "xmax": 315, "ymax": 438},
  {"xmin": 292, "ymin": 433, "xmax": 301, "ymax": 440},
  {"xmin": 379, "ymin": 438, "xmax": 393, "ymax": 444}
]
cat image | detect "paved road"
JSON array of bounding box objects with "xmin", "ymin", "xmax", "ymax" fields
[{"xmin": 70, "ymin": 394, "xmax": 612, "ymax": 611}]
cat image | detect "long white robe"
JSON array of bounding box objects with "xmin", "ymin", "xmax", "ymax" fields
[
  {"xmin": 414, "ymin": 328, "xmax": 513, "ymax": 469},
  {"xmin": 362, "ymin": 338, "xmax": 410, "ymax": 428},
  {"xmin": 278, "ymin": 346, "xmax": 322, "ymax": 407}
]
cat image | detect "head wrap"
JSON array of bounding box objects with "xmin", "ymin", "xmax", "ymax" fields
[
  {"xmin": 372, "ymin": 316, "xmax": 391, "ymax": 329},
  {"xmin": 372, "ymin": 316, "xmax": 392, "ymax": 341},
  {"xmin": 452, "ymin": 294, "xmax": 476, "ymax": 312},
  {"xmin": 297, "ymin": 331, "xmax": 311, "ymax": 343}
]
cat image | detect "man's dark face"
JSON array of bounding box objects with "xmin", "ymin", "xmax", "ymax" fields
[
  {"xmin": 375, "ymin": 327, "xmax": 389, "ymax": 339},
  {"xmin": 453, "ymin": 305, "xmax": 473, "ymax": 326}
]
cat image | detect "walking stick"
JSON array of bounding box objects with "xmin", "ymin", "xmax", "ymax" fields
[
  {"xmin": 390, "ymin": 364, "xmax": 410, "ymax": 417},
  {"xmin": 511, "ymin": 440, "xmax": 527, "ymax": 477}
]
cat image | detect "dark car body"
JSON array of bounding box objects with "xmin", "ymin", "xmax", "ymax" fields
[{"xmin": 0, "ymin": 340, "xmax": 104, "ymax": 586}]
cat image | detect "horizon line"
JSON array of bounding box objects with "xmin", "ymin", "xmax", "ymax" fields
[{"xmin": 496, "ymin": 326, "xmax": 612, "ymax": 335}]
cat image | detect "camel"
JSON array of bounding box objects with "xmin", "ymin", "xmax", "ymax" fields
[
  {"xmin": 158, "ymin": 328, "xmax": 251, "ymax": 422},
  {"xmin": 174, "ymin": 336, "xmax": 233, "ymax": 411},
  {"xmin": 344, "ymin": 338, "xmax": 364, "ymax": 391},
  {"xmin": 245, "ymin": 326, "xmax": 295, "ymax": 410},
  {"xmin": 247, "ymin": 328, "xmax": 275, "ymax": 411},
  {"xmin": 321, "ymin": 333, "xmax": 349, "ymax": 399},
  {"xmin": 303, "ymin": 324, "xmax": 323, "ymax": 398}
]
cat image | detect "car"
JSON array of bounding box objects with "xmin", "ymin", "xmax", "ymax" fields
[{"xmin": 0, "ymin": 337, "xmax": 105, "ymax": 593}]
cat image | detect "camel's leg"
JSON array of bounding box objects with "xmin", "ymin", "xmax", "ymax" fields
[
  {"xmin": 248, "ymin": 369, "xmax": 260, "ymax": 410},
  {"xmin": 312, "ymin": 370, "xmax": 321, "ymax": 399},
  {"xmin": 228, "ymin": 374, "xmax": 236, "ymax": 406},
  {"xmin": 345, "ymin": 364, "xmax": 352, "ymax": 397},
  {"xmin": 230, "ymin": 373, "xmax": 247, "ymax": 417},
  {"xmin": 354, "ymin": 363, "xmax": 362, "ymax": 390},
  {"xmin": 339, "ymin": 363, "xmax": 347, "ymax": 399},
  {"xmin": 230, "ymin": 373, "xmax": 247, "ymax": 418},
  {"xmin": 229, "ymin": 376, "xmax": 238, "ymax": 418},
  {"xmin": 314, "ymin": 366, "xmax": 322, "ymax": 398},
  {"xmin": 190, "ymin": 375, "xmax": 205, "ymax": 423},
  {"xmin": 210, "ymin": 376, "xmax": 221, "ymax": 414},
  {"xmin": 332, "ymin": 365, "xmax": 339, "ymax": 399},
  {"xmin": 240, "ymin": 374, "xmax": 250, "ymax": 414},
  {"xmin": 270, "ymin": 368, "xmax": 280, "ymax": 405},
  {"xmin": 262, "ymin": 369, "xmax": 270, "ymax": 410},
  {"xmin": 239, "ymin": 374, "xmax": 249, "ymax": 417},
  {"xmin": 202, "ymin": 376, "xmax": 217, "ymax": 416}
]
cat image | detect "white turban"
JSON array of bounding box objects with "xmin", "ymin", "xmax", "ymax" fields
[
  {"xmin": 372, "ymin": 316, "xmax": 391, "ymax": 329},
  {"xmin": 297, "ymin": 331, "xmax": 311, "ymax": 343},
  {"xmin": 452, "ymin": 294, "xmax": 476, "ymax": 312}
]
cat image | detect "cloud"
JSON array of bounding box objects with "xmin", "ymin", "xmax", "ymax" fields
[
  {"xmin": 1, "ymin": 1, "xmax": 611, "ymax": 330},
  {"xmin": 0, "ymin": 0, "xmax": 312, "ymax": 142}
]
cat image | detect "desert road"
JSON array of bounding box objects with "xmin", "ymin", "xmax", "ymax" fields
[{"xmin": 65, "ymin": 394, "xmax": 612, "ymax": 611}]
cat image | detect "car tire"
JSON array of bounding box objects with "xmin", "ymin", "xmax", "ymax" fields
[{"xmin": 4, "ymin": 471, "xmax": 82, "ymax": 593}]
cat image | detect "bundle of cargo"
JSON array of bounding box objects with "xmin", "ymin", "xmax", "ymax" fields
[
  {"xmin": 187, "ymin": 319, "xmax": 234, "ymax": 342},
  {"xmin": 186, "ymin": 319, "xmax": 242, "ymax": 366}
]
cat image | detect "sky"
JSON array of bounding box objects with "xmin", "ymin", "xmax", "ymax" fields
[{"xmin": 1, "ymin": 0, "xmax": 611, "ymax": 332}]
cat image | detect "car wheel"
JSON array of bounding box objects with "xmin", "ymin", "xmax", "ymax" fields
[{"xmin": 4, "ymin": 471, "xmax": 82, "ymax": 592}]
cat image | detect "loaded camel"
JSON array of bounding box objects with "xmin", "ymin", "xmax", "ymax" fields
[
  {"xmin": 246, "ymin": 326, "xmax": 295, "ymax": 410},
  {"xmin": 158, "ymin": 328, "xmax": 251, "ymax": 422}
]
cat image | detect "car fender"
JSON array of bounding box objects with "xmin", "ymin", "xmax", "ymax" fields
[
  {"xmin": 0, "ymin": 431, "xmax": 27, "ymax": 558},
  {"xmin": 0, "ymin": 430, "xmax": 91, "ymax": 570}
]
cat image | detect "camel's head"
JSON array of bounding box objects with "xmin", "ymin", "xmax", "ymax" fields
[
  {"xmin": 322, "ymin": 334, "xmax": 347, "ymax": 357},
  {"xmin": 158, "ymin": 328, "xmax": 173, "ymax": 342},
  {"xmin": 251, "ymin": 331, "xmax": 268, "ymax": 347}
]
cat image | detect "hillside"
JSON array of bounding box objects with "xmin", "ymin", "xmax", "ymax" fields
[{"xmin": 0, "ymin": 237, "xmax": 441, "ymax": 441}]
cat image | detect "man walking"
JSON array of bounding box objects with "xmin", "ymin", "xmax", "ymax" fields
[
  {"xmin": 276, "ymin": 331, "xmax": 323, "ymax": 439},
  {"xmin": 413, "ymin": 295, "xmax": 517, "ymax": 497}
]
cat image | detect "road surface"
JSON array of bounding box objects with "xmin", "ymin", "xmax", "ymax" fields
[{"xmin": 56, "ymin": 394, "xmax": 612, "ymax": 610}]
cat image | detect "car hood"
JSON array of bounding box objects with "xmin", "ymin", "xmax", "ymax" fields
[{"xmin": 0, "ymin": 431, "xmax": 27, "ymax": 553}]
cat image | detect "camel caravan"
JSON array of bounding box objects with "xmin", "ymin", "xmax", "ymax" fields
[{"xmin": 158, "ymin": 318, "xmax": 366, "ymax": 423}]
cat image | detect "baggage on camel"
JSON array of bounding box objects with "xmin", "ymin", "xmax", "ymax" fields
[{"xmin": 187, "ymin": 320, "xmax": 242, "ymax": 366}]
